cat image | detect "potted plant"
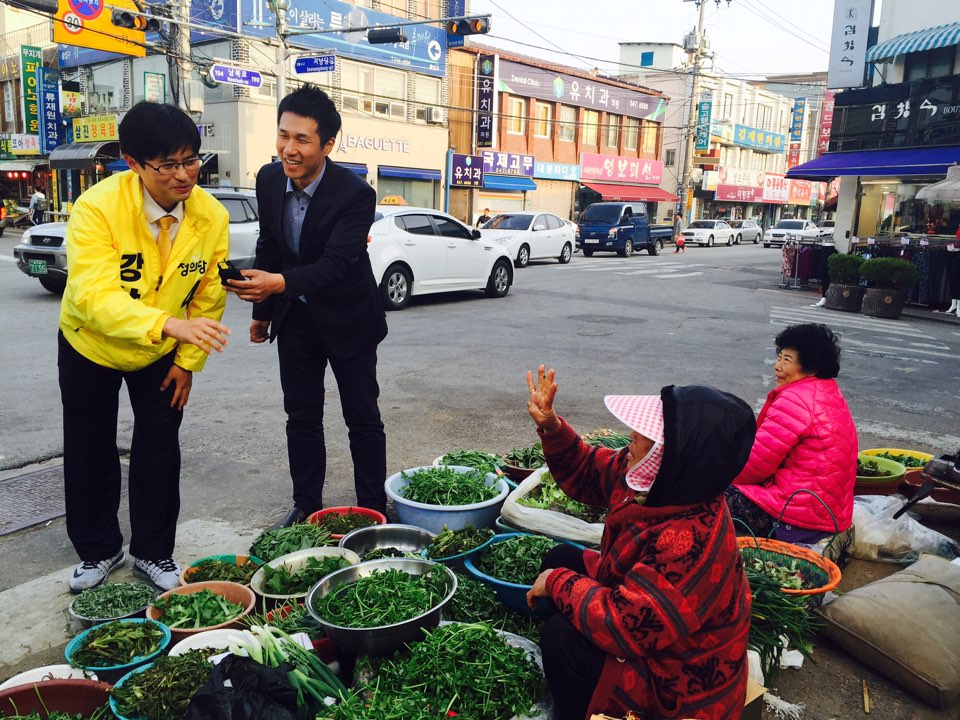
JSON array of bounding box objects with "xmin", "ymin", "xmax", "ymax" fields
[
  {"xmin": 859, "ymin": 257, "xmax": 919, "ymax": 319},
  {"xmin": 824, "ymin": 253, "xmax": 865, "ymax": 313}
]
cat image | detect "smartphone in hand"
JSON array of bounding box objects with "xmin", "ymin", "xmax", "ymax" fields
[{"xmin": 218, "ymin": 261, "xmax": 247, "ymax": 284}]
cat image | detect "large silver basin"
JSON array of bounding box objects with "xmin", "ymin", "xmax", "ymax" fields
[
  {"xmin": 305, "ymin": 558, "xmax": 456, "ymax": 657},
  {"xmin": 338, "ymin": 523, "xmax": 436, "ymax": 560}
]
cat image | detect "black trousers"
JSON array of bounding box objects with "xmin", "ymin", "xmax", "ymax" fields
[
  {"xmin": 276, "ymin": 300, "xmax": 387, "ymax": 514},
  {"xmin": 539, "ymin": 544, "xmax": 606, "ymax": 720},
  {"xmin": 58, "ymin": 332, "xmax": 183, "ymax": 561}
]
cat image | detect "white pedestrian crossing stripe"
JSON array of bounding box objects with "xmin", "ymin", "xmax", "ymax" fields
[{"xmin": 561, "ymin": 257, "xmax": 702, "ymax": 279}]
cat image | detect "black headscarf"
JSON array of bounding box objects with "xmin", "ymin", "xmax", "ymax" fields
[{"xmin": 644, "ymin": 385, "xmax": 756, "ymax": 508}]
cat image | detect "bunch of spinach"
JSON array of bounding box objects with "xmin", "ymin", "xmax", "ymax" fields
[
  {"xmin": 70, "ymin": 620, "xmax": 165, "ymax": 667},
  {"xmin": 445, "ymin": 574, "xmax": 544, "ymax": 644},
  {"xmin": 438, "ymin": 449, "xmax": 505, "ymax": 475},
  {"xmin": 316, "ymin": 511, "xmax": 379, "ymax": 535},
  {"xmin": 7, "ymin": 710, "xmax": 110, "ymax": 720},
  {"xmin": 425, "ymin": 525, "xmax": 493, "ymax": 559},
  {"xmin": 70, "ymin": 582, "xmax": 155, "ymax": 620},
  {"xmin": 400, "ymin": 466, "xmax": 496, "ymax": 506},
  {"xmin": 249, "ymin": 523, "xmax": 333, "ymax": 562},
  {"xmin": 582, "ymin": 428, "xmax": 631, "ymax": 449},
  {"xmin": 111, "ymin": 650, "xmax": 213, "ymax": 720},
  {"xmin": 516, "ymin": 472, "xmax": 606, "ymax": 523},
  {"xmin": 261, "ymin": 555, "xmax": 351, "ymax": 595},
  {"xmin": 477, "ymin": 535, "xmax": 557, "ymax": 586},
  {"xmin": 186, "ymin": 558, "xmax": 261, "ymax": 584},
  {"xmin": 152, "ymin": 589, "xmax": 245, "ymax": 629},
  {"xmin": 312, "ymin": 567, "xmax": 450, "ymax": 628},
  {"xmin": 504, "ymin": 443, "xmax": 545, "ymax": 470}
]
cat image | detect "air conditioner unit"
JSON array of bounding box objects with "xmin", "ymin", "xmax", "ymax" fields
[{"xmin": 425, "ymin": 107, "xmax": 444, "ymax": 124}]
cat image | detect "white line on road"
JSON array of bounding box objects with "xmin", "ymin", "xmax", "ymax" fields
[
  {"xmin": 855, "ymin": 420, "xmax": 960, "ymax": 451},
  {"xmin": 909, "ymin": 342, "xmax": 951, "ymax": 350},
  {"xmin": 656, "ymin": 272, "xmax": 704, "ymax": 279},
  {"xmin": 769, "ymin": 310, "xmax": 936, "ymax": 340},
  {"xmin": 770, "ymin": 305, "xmax": 935, "ymax": 333}
]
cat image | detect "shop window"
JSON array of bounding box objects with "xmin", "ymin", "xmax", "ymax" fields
[
  {"xmin": 665, "ymin": 148, "xmax": 676, "ymax": 167},
  {"xmin": 606, "ymin": 114, "xmax": 619, "ymax": 148},
  {"xmin": 507, "ymin": 97, "xmax": 526, "ymax": 135},
  {"xmin": 640, "ymin": 120, "xmax": 657, "ymax": 155},
  {"xmin": 341, "ymin": 61, "xmax": 374, "ymax": 115},
  {"xmin": 623, "ymin": 117, "xmax": 639, "ymax": 151},
  {"xmin": 905, "ymin": 46, "xmax": 955, "ymax": 81},
  {"xmin": 721, "ymin": 92, "xmax": 733, "ymax": 120},
  {"xmin": 414, "ymin": 77, "xmax": 441, "ymax": 122},
  {"xmin": 559, "ymin": 105, "xmax": 576, "ymax": 142},
  {"xmin": 582, "ymin": 110, "xmax": 599, "ymax": 145},
  {"xmin": 375, "ymin": 68, "xmax": 405, "ymax": 120},
  {"xmin": 534, "ymin": 102, "xmax": 552, "ymax": 138},
  {"xmin": 756, "ymin": 104, "xmax": 772, "ymax": 130},
  {"xmin": 342, "ymin": 61, "xmax": 405, "ymax": 119},
  {"xmin": 380, "ymin": 177, "xmax": 435, "ymax": 208}
]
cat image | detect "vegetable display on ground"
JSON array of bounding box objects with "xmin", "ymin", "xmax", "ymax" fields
[
  {"xmin": 261, "ymin": 555, "xmax": 352, "ymax": 596},
  {"xmin": 856, "ymin": 458, "xmax": 893, "ymax": 477},
  {"xmin": 151, "ymin": 589, "xmax": 245, "ymax": 629},
  {"xmin": 111, "ymin": 650, "xmax": 214, "ymax": 720},
  {"xmin": 438, "ymin": 450, "xmax": 505, "ymax": 475},
  {"xmin": 400, "ymin": 466, "xmax": 496, "ymax": 506},
  {"xmin": 362, "ymin": 547, "xmax": 419, "ymax": 561},
  {"xmin": 70, "ymin": 582, "xmax": 155, "ymax": 620},
  {"xmin": 70, "ymin": 620, "xmax": 165, "ymax": 667},
  {"xmin": 872, "ymin": 451, "xmax": 926, "ymax": 468},
  {"xmin": 5, "ymin": 709, "xmax": 111, "ymax": 720},
  {"xmin": 504, "ymin": 443, "xmax": 545, "ymax": 470},
  {"xmin": 445, "ymin": 573, "xmax": 544, "ymax": 643},
  {"xmin": 186, "ymin": 558, "xmax": 261, "ymax": 584},
  {"xmin": 516, "ymin": 471, "xmax": 606, "ymax": 523},
  {"xmin": 744, "ymin": 556, "xmax": 806, "ymax": 591},
  {"xmin": 245, "ymin": 600, "xmax": 325, "ymax": 640},
  {"xmin": 249, "ymin": 523, "xmax": 333, "ymax": 562},
  {"xmin": 477, "ymin": 535, "xmax": 558, "ymax": 585},
  {"xmin": 581, "ymin": 428, "xmax": 631, "ymax": 449},
  {"xmin": 312, "ymin": 567, "xmax": 450, "ymax": 628},
  {"xmin": 315, "ymin": 512, "xmax": 379, "ymax": 535},
  {"xmin": 425, "ymin": 525, "xmax": 493, "ymax": 559}
]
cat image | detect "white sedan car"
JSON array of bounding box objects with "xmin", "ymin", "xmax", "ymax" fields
[
  {"xmin": 681, "ymin": 219, "xmax": 735, "ymax": 247},
  {"xmin": 479, "ymin": 211, "xmax": 575, "ymax": 268},
  {"xmin": 727, "ymin": 219, "xmax": 763, "ymax": 244},
  {"xmin": 368, "ymin": 206, "xmax": 514, "ymax": 311},
  {"xmin": 762, "ymin": 219, "xmax": 822, "ymax": 248}
]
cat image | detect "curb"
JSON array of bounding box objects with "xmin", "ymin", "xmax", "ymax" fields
[{"xmin": 901, "ymin": 308, "xmax": 960, "ymax": 326}]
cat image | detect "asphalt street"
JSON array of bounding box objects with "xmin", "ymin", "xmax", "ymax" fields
[{"xmin": 1, "ymin": 227, "xmax": 958, "ymax": 717}]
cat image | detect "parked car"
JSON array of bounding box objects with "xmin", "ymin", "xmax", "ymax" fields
[
  {"xmin": 819, "ymin": 219, "xmax": 835, "ymax": 239},
  {"xmin": 479, "ymin": 211, "xmax": 575, "ymax": 268},
  {"xmin": 681, "ymin": 219, "xmax": 735, "ymax": 247},
  {"xmin": 727, "ymin": 219, "xmax": 763, "ymax": 244},
  {"xmin": 12, "ymin": 188, "xmax": 260, "ymax": 294},
  {"xmin": 762, "ymin": 219, "xmax": 822, "ymax": 248},
  {"xmin": 576, "ymin": 202, "xmax": 674, "ymax": 256},
  {"xmin": 368, "ymin": 205, "xmax": 513, "ymax": 311}
]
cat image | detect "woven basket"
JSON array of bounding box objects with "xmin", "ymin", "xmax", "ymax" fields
[{"xmin": 737, "ymin": 536, "xmax": 842, "ymax": 597}]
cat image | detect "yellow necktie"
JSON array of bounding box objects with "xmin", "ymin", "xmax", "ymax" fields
[{"xmin": 157, "ymin": 215, "xmax": 175, "ymax": 269}]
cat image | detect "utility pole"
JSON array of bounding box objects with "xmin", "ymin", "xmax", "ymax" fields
[
  {"xmin": 678, "ymin": 0, "xmax": 707, "ymax": 228},
  {"xmin": 168, "ymin": 0, "xmax": 192, "ymax": 110},
  {"xmin": 270, "ymin": 0, "xmax": 290, "ymax": 107}
]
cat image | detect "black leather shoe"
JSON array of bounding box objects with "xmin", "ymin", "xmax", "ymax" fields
[{"xmin": 268, "ymin": 507, "xmax": 308, "ymax": 531}]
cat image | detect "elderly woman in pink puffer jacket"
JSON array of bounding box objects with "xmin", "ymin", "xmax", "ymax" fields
[{"xmin": 725, "ymin": 324, "xmax": 858, "ymax": 559}]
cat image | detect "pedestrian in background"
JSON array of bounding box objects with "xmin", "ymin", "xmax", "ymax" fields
[
  {"xmin": 673, "ymin": 232, "xmax": 685, "ymax": 254},
  {"xmin": 476, "ymin": 207, "xmax": 492, "ymax": 227},
  {"xmin": 29, "ymin": 186, "xmax": 46, "ymax": 225},
  {"xmin": 60, "ymin": 102, "xmax": 231, "ymax": 593},
  {"xmin": 224, "ymin": 85, "xmax": 388, "ymax": 527}
]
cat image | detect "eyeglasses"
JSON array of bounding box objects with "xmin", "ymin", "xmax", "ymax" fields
[{"xmin": 142, "ymin": 157, "xmax": 201, "ymax": 175}]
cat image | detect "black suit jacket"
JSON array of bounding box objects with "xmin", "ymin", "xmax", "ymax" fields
[{"xmin": 252, "ymin": 160, "xmax": 387, "ymax": 358}]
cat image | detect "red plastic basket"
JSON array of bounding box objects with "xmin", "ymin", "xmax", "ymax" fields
[{"xmin": 307, "ymin": 506, "xmax": 387, "ymax": 540}]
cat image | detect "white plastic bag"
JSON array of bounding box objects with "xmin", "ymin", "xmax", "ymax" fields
[
  {"xmin": 500, "ymin": 466, "xmax": 605, "ymax": 547},
  {"xmin": 851, "ymin": 495, "xmax": 960, "ymax": 565}
]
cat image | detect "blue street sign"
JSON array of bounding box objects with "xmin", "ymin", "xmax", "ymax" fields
[
  {"xmin": 210, "ymin": 63, "xmax": 263, "ymax": 88},
  {"xmin": 294, "ymin": 55, "xmax": 336, "ymax": 74}
]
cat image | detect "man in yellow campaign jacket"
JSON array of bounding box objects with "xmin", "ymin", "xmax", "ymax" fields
[{"xmin": 59, "ymin": 102, "xmax": 231, "ymax": 593}]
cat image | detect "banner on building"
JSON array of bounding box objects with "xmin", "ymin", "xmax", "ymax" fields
[
  {"xmin": 788, "ymin": 142, "xmax": 802, "ymax": 169},
  {"xmin": 1, "ymin": 133, "xmax": 41, "ymax": 155},
  {"xmin": 762, "ymin": 173, "xmax": 789, "ymax": 204},
  {"xmin": 817, "ymin": 91, "xmax": 836, "ymax": 156},
  {"xmin": 695, "ymin": 101, "xmax": 712, "ymax": 151},
  {"xmin": 580, "ymin": 152, "xmax": 663, "ymax": 185},
  {"xmin": 481, "ymin": 150, "xmax": 534, "ymax": 177},
  {"xmin": 73, "ymin": 114, "xmax": 119, "ymax": 142},
  {"xmin": 476, "ymin": 54, "xmax": 497, "ymax": 149},
  {"xmin": 37, "ymin": 67, "xmax": 63, "ymax": 155},
  {"xmin": 20, "ymin": 46, "xmax": 41, "ymax": 136},
  {"xmin": 715, "ymin": 185, "xmax": 759, "ymax": 202},
  {"xmin": 789, "ymin": 179, "xmax": 812, "ymax": 205},
  {"xmin": 790, "ymin": 98, "xmax": 806, "ymax": 142},
  {"xmin": 733, "ymin": 124, "xmax": 785, "ymax": 153},
  {"xmin": 534, "ymin": 161, "xmax": 580, "ymax": 182},
  {"xmin": 827, "ymin": 0, "xmax": 872, "ymax": 89}
]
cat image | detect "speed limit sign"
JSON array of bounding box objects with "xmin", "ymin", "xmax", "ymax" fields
[{"xmin": 63, "ymin": 12, "xmax": 83, "ymax": 33}]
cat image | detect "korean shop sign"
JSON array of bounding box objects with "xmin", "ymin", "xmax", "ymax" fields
[
  {"xmin": 37, "ymin": 67, "xmax": 63, "ymax": 155},
  {"xmin": 451, "ymin": 154, "xmax": 483, "ymax": 187},
  {"xmin": 790, "ymin": 98, "xmax": 806, "ymax": 142},
  {"xmin": 830, "ymin": 74, "xmax": 960, "ymax": 151},
  {"xmin": 580, "ymin": 152, "xmax": 663, "ymax": 185},
  {"xmin": 695, "ymin": 101, "xmax": 711, "ymax": 151},
  {"xmin": 73, "ymin": 114, "xmax": 119, "ymax": 142},
  {"xmin": 827, "ymin": 0, "xmax": 872, "ymax": 89},
  {"xmin": 733, "ymin": 124, "xmax": 785, "ymax": 153},
  {"xmin": 481, "ymin": 150, "xmax": 534, "ymax": 177},
  {"xmin": 762, "ymin": 173, "xmax": 789, "ymax": 204},
  {"xmin": 476, "ymin": 54, "xmax": 498, "ymax": 149},
  {"xmin": 20, "ymin": 46, "xmax": 42, "ymax": 136},
  {"xmin": 817, "ymin": 91, "xmax": 836, "ymax": 156}
]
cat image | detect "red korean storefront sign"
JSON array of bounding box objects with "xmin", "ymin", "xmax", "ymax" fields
[
  {"xmin": 715, "ymin": 185, "xmax": 760, "ymax": 202},
  {"xmin": 580, "ymin": 152, "xmax": 663, "ymax": 185},
  {"xmin": 788, "ymin": 179, "xmax": 812, "ymax": 204}
]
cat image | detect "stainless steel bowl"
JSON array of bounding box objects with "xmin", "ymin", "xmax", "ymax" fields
[
  {"xmin": 305, "ymin": 558, "xmax": 456, "ymax": 657},
  {"xmin": 338, "ymin": 523, "xmax": 436, "ymax": 561}
]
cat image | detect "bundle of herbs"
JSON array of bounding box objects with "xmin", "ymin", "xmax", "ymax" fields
[
  {"xmin": 425, "ymin": 525, "xmax": 493, "ymax": 559},
  {"xmin": 70, "ymin": 620, "xmax": 165, "ymax": 667},
  {"xmin": 151, "ymin": 589, "xmax": 245, "ymax": 630},
  {"xmin": 744, "ymin": 556, "xmax": 807, "ymax": 591},
  {"xmin": 438, "ymin": 449, "xmax": 505, "ymax": 476},
  {"xmin": 400, "ymin": 466, "xmax": 496, "ymax": 506},
  {"xmin": 350, "ymin": 622, "xmax": 545, "ymax": 720},
  {"xmin": 260, "ymin": 555, "xmax": 352, "ymax": 596},
  {"xmin": 516, "ymin": 471, "xmax": 606, "ymax": 523},
  {"xmin": 320, "ymin": 686, "xmax": 446, "ymax": 720},
  {"xmin": 70, "ymin": 582, "xmax": 155, "ymax": 620},
  {"xmin": 744, "ymin": 564, "xmax": 818, "ymax": 680},
  {"xmin": 581, "ymin": 428, "xmax": 631, "ymax": 449},
  {"xmin": 312, "ymin": 567, "xmax": 450, "ymax": 628},
  {"xmin": 315, "ymin": 511, "xmax": 379, "ymax": 536},
  {"xmin": 5, "ymin": 708, "xmax": 111, "ymax": 720},
  {"xmin": 111, "ymin": 649, "xmax": 213, "ymax": 720},
  {"xmin": 477, "ymin": 535, "xmax": 558, "ymax": 586},
  {"xmin": 856, "ymin": 458, "xmax": 893, "ymax": 477},
  {"xmin": 445, "ymin": 574, "xmax": 544, "ymax": 644},
  {"xmin": 185, "ymin": 558, "xmax": 261, "ymax": 584},
  {"xmin": 249, "ymin": 523, "xmax": 333, "ymax": 562},
  {"xmin": 362, "ymin": 547, "xmax": 419, "ymax": 561},
  {"xmin": 504, "ymin": 443, "xmax": 545, "ymax": 470},
  {"xmin": 245, "ymin": 600, "xmax": 325, "ymax": 640},
  {"xmin": 873, "ymin": 451, "xmax": 926, "ymax": 467}
]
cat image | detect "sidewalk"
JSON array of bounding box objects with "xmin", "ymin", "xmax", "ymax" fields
[{"xmin": 902, "ymin": 305, "xmax": 960, "ymax": 325}]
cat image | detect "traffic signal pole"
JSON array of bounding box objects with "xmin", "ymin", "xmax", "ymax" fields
[{"xmin": 679, "ymin": 0, "xmax": 706, "ymax": 228}]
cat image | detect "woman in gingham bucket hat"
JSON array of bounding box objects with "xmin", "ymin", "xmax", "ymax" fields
[{"xmin": 524, "ymin": 364, "xmax": 756, "ymax": 720}]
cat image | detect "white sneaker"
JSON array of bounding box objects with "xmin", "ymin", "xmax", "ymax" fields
[
  {"xmin": 133, "ymin": 557, "xmax": 182, "ymax": 591},
  {"xmin": 69, "ymin": 551, "xmax": 125, "ymax": 593},
  {"xmin": 811, "ymin": 297, "xmax": 826, "ymax": 307}
]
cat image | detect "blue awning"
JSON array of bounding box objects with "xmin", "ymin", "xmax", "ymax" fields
[
  {"xmin": 339, "ymin": 162, "xmax": 368, "ymax": 176},
  {"xmin": 483, "ymin": 174, "xmax": 537, "ymax": 191},
  {"xmin": 378, "ymin": 165, "xmax": 441, "ymax": 181},
  {"xmin": 786, "ymin": 147, "xmax": 960, "ymax": 181},
  {"xmin": 866, "ymin": 22, "xmax": 960, "ymax": 62}
]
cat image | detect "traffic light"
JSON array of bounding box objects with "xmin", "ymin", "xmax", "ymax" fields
[
  {"xmin": 366, "ymin": 27, "xmax": 407, "ymax": 44},
  {"xmin": 111, "ymin": 10, "xmax": 161, "ymax": 32},
  {"xmin": 446, "ymin": 16, "xmax": 490, "ymax": 36}
]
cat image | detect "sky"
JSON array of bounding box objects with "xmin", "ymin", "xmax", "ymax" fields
[{"xmin": 466, "ymin": 0, "xmax": 842, "ymax": 80}]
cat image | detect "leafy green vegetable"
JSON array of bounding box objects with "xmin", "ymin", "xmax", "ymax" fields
[
  {"xmin": 744, "ymin": 556, "xmax": 805, "ymax": 591},
  {"xmin": 250, "ymin": 523, "xmax": 333, "ymax": 562},
  {"xmin": 261, "ymin": 555, "xmax": 351, "ymax": 595},
  {"xmin": 363, "ymin": 547, "xmax": 420, "ymax": 561},
  {"xmin": 516, "ymin": 471, "xmax": 606, "ymax": 523},
  {"xmin": 445, "ymin": 574, "xmax": 544, "ymax": 644},
  {"xmin": 857, "ymin": 458, "xmax": 894, "ymax": 477},
  {"xmin": 581, "ymin": 428, "xmax": 631, "ymax": 449},
  {"xmin": 312, "ymin": 567, "xmax": 450, "ymax": 628},
  {"xmin": 438, "ymin": 450, "xmax": 505, "ymax": 475},
  {"xmin": 186, "ymin": 558, "xmax": 261, "ymax": 584},
  {"xmin": 316, "ymin": 511, "xmax": 379, "ymax": 535},
  {"xmin": 477, "ymin": 535, "xmax": 557, "ymax": 586},
  {"xmin": 245, "ymin": 600, "xmax": 325, "ymax": 640},
  {"xmin": 504, "ymin": 443, "xmax": 545, "ymax": 470},
  {"xmin": 425, "ymin": 525, "xmax": 493, "ymax": 559},
  {"xmin": 5, "ymin": 708, "xmax": 111, "ymax": 720},
  {"xmin": 151, "ymin": 589, "xmax": 245, "ymax": 629},
  {"xmin": 745, "ymin": 565, "xmax": 818, "ymax": 681},
  {"xmin": 400, "ymin": 466, "xmax": 497, "ymax": 505},
  {"xmin": 70, "ymin": 620, "xmax": 165, "ymax": 667},
  {"xmin": 873, "ymin": 451, "xmax": 926, "ymax": 468},
  {"xmin": 70, "ymin": 582, "xmax": 155, "ymax": 620},
  {"xmin": 112, "ymin": 650, "xmax": 214, "ymax": 720}
]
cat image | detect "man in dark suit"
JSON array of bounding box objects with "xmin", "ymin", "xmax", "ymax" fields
[{"xmin": 224, "ymin": 85, "xmax": 388, "ymax": 526}]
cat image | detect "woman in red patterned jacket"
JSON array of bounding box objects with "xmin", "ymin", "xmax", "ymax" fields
[{"xmin": 525, "ymin": 366, "xmax": 756, "ymax": 720}]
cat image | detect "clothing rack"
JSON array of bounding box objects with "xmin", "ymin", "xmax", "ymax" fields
[
  {"xmin": 849, "ymin": 235, "xmax": 958, "ymax": 307},
  {"xmin": 779, "ymin": 239, "xmax": 822, "ymax": 290}
]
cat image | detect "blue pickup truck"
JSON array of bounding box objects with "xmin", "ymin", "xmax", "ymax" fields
[{"xmin": 576, "ymin": 202, "xmax": 675, "ymax": 256}]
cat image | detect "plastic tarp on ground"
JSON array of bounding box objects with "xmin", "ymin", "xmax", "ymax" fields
[{"xmin": 500, "ymin": 467, "xmax": 604, "ymax": 547}]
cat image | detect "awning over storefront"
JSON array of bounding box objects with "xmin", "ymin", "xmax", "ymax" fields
[
  {"xmin": 0, "ymin": 159, "xmax": 46, "ymax": 172},
  {"xmin": 340, "ymin": 162, "xmax": 368, "ymax": 176},
  {"xmin": 786, "ymin": 147, "xmax": 960, "ymax": 181},
  {"xmin": 379, "ymin": 166, "xmax": 441, "ymax": 181},
  {"xmin": 49, "ymin": 141, "xmax": 120, "ymax": 170},
  {"xmin": 866, "ymin": 22, "xmax": 960, "ymax": 62},
  {"xmin": 582, "ymin": 182, "xmax": 679, "ymax": 202},
  {"xmin": 483, "ymin": 175, "xmax": 537, "ymax": 191},
  {"xmin": 916, "ymin": 164, "xmax": 960, "ymax": 201},
  {"xmin": 104, "ymin": 159, "xmax": 128, "ymax": 172}
]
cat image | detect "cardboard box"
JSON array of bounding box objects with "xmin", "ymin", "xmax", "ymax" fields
[{"xmin": 589, "ymin": 679, "xmax": 767, "ymax": 720}]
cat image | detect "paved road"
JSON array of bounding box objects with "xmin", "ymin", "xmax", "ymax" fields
[{"xmin": 1, "ymin": 228, "xmax": 958, "ymax": 717}]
